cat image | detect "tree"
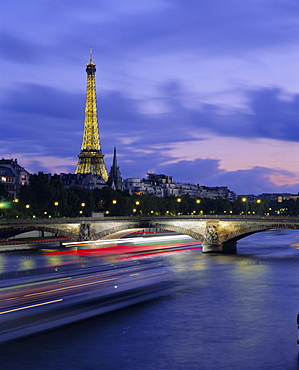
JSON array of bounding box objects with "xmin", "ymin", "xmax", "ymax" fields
[
  {"xmin": 18, "ymin": 172, "xmax": 54, "ymax": 216},
  {"xmin": 68, "ymin": 186, "xmax": 94, "ymax": 217},
  {"xmin": 0, "ymin": 182, "xmax": 9, "ymax": 200}
]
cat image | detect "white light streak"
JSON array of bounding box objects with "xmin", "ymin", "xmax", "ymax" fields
[
  {"xmin": 24, "ymin": 278, "xmax": 117, "ymax": 297},
  {"xmin": 62, "ymin": 234, "xmax": 194, "ymax": 248}
]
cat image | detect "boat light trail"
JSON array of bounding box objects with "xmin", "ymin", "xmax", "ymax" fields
[
  {"xmin": 0, "ymin": 277, "xmax": 73, "ymax": 292},
  {"xmin": 61, "ymin": 234, "xmax": 195, "ymax": 248},
  {"xmin": 0, "ymin": 299, "xmax": 63, "ymax": 315},
  {"xmin": 23, "ymin": 278, "xmax": 117, "ymax": 297}
]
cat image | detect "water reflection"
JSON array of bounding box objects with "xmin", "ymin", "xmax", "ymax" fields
[{"xmin": 1, "ymin": 230, "xmax": 299, "ymax": 368}]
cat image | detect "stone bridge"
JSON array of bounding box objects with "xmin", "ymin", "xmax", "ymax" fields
[{"xmin": 1, "ymin": 216, "xmax": 299, "ymax": 253}]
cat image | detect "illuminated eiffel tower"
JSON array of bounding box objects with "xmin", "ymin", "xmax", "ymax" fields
[{"xmin": 75, "ymin": 48, "xmax": 108, "ymax": 181}]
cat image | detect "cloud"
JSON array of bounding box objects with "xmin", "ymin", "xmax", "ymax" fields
[
  {"xmin": 247, "ymin": 88, "xmax": 299, "ymax": 141},
  {"xmin": 2, "ymin": 81, "xmax": 299, "ymax": 189},
  {"xmin": 155, "ymin": 159, "xmax": 299, "ymax": 195},
  {"xmin": 1, "ymin": 0, "xmax": 299, "ymax": 195},
  {"xmin": 109, "ymin": 0, "xmax": 299, "ymax": 58},
  {"xmin": 10, "ymin": 154, "xmax": 78, "ymax": 175},
  {"xmin": 205, "ymin": 166, "xmax": 299, "ymax": 195},
  {"xmin": 156, "ymin": 158, "xmax": 223, "ymax": 184},
  {"xmin": 3, "ymin": 0, "xmax": 299, "ymax": 69},
  {"xmin": 2, "ymin": 84, "xmax": 82, "ymax": 120},
  {"xmin": 0, "ymin": 34, "xmax": 41, "ymax": 64},
  {"xmin": 154, "ymin": 83, "xmax": 299, "ymax": 143}
]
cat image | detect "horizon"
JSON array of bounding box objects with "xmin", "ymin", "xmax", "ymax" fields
[{"xmin": 2, "ymin": 156, "xmax": 299, "ymax": 198}]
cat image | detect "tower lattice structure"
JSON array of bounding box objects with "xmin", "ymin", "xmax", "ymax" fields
[{"xmin": 75, "ymin": 48, "xmax": 108, "ymax": 181}]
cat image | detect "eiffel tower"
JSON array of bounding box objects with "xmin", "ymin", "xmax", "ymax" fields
[{"xmin": 75, "ymin": 48, "xmax": 108, "ymax": 181}]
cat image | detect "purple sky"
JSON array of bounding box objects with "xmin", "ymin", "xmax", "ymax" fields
[{"xmin": 1, "ymin": 0, "xmax": 299, "ymax": 195}]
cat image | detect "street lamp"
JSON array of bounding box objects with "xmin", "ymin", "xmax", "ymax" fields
[
  {"xmin": 54, "ymin": 201, "xmax": 59, "ymax": 217},
  {"xmin": 195, "ymin": 199, "xmax": 201, "ymax": 215},
  {"xmin": 135, "ymin": 200, "xmax": 141, "ymax": 215},
  {"xmin": 25, "ymin": 204, "xmax": 30, "ymax": 218},
  {"xmin": 112, "ymin": 200, "xmax": 117, "ymax": 216},
  {"xmin": 177, "ymin": 198, "xmax": 181, "ymax": 215},
  {"xmin": 80, "ymin": 202, "xmax": 85, "ymax": 216},
  {"xmin": 241, "ymin": 198, "xmax": 247, "ymax": 215}
]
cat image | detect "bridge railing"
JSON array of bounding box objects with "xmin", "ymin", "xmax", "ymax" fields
[{"xmin": 0, "ymin": 214, "xmax": 298, "ymax": 225}]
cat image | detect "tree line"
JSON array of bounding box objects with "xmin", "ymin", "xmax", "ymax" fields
[{"xmin": 0, "ymin": 172, "xmax": 298, "ymax": 219}]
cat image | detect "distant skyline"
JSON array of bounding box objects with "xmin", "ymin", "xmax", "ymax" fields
[{"xmin": 1, "ymin": 0, "xmax": 299, "ymax": 195}]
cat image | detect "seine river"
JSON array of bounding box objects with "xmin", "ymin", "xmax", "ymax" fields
[{"xmin": 0, "ymin": 229, "xmax": 299, "ymax": 370}]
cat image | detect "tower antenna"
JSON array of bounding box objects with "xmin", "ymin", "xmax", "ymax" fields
[{"xmin": 90, "ymin": 46, "xmax": 92, "ymax": 62}]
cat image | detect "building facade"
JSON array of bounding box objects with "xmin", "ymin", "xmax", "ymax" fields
[
  {"xmin": 0, "ymin": 158, "xmax": 30, "ymax": 199},
  {"xmin": 123, "ymin": 173, "xmax": 237, "ymax": 200},
  {"xmin": 51, "ymin": 173, "xmax": 107, "ymax": 190}
]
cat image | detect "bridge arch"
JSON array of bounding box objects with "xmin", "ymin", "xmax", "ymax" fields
[
  {"xmin": 92, "ymin": 222, "xmax": 141, "ymax": 240},
  {"xmin": 91, "ymin": 220, "xmax": 204, "ymax": 241},
  {"xmin": 146, "ymin": 221, "xmax": 204, "ymax": 241},
  {"xmin": 0, "ymin": 223, "xmax": 79, "ymax": 241},
  {"xmin": 201, "ymin": 220, "xmax": 299, "ymax": 252}
]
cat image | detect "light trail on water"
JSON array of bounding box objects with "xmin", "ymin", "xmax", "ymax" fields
[{"xmin": 0, "ymin": 299, "xmax": 63, "ymax": 315}]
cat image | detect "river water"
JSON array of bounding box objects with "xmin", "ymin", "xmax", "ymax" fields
[{"xmin": 0, "ymin": 229, "xmax": 299, "ymax": 370}]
